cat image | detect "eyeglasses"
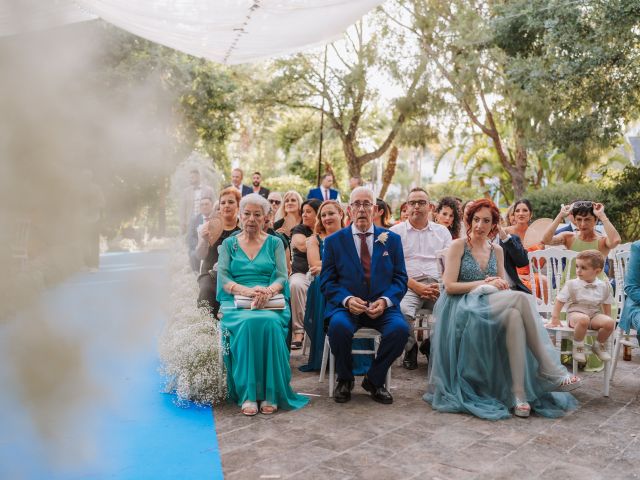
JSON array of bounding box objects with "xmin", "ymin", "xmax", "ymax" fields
[
  {"xmin": 269, "ymin": 199, "xmax": 282, "ymax": 205},
  {"xmin": 350, "ymin": 201, "xmax": 374, "ymax": 210},
  {"xmin": 408, "ymin": 200, "xmax": 428, "ymax": 207}
]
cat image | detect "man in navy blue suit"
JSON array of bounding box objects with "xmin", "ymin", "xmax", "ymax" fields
[
  {"xmin": 307, "ymin": 173, "xmax": 340, "ymax": 202},
  {"xmin": 320, "ymin": 187, "xmax": 408, "ymax": 404}
]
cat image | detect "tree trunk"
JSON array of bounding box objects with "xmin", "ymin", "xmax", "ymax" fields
[
  {"xmin": 512, "ymin": 129, "xmax": 528, "ymax": 199},
  {"xmin": 379, "ymin": 145, "xmax": 398, "ymax": 199}
]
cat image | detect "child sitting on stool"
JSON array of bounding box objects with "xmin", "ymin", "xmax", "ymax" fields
[{"xmin": 547, "ymin": 250, "xmax": 615, "ymax": 362}]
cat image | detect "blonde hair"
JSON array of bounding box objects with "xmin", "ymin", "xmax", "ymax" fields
[
  {"xmin": 314, "ymin": 200, "xmax": 345, "ymax": 235},
  {"xmin": 577, "ymin": 249, "xmax": 605, "ymax": 270},
  {"xmin": 277, "ymin": 190, "xmax": 303, "ymax": 220}
]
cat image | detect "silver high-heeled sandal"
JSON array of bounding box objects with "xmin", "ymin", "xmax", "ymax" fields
[{"xmin": 514, "ymin": 399, "xmax": 531, "ymax": 418}]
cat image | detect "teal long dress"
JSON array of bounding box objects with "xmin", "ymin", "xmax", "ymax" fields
[
  {"xmin": 217, "ymin": 234, "xmax": 309, "ymax": 410},
  {"xmin": 424, "ymin": 242, "xmax": 578, "ymax": 420}
]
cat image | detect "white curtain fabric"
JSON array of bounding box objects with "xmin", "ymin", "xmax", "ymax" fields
[{"xmin": 0, "ymin": 0, "xmax": 383, "ymax": 64}]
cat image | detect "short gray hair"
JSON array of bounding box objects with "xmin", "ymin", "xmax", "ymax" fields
[
  {"xmin": 349, "ymin": 186, "xmax": 375, "ymax": 204},
  {"xmin": 239, "ymin": 193, "xmax": 270, "ymax": 215}
]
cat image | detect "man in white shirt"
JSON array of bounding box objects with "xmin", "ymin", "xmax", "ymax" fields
[{"xmin": 390, "ymin": 187, "xmax": 452, "ymax": 369}]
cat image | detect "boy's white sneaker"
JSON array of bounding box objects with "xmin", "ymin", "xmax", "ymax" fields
[
  {"xmin": 573, "ymin": 343, "xmax": 586, "ymax": 363},
  {"xmin": 592, "ymin": 341, "xmax": 611, "ymax": 361}
]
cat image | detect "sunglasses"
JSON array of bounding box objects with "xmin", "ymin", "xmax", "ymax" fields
[
  {"xmin": 572, "ymin": 201, "xmax": 593, "ymax": 209},
  {"xmin": 269, "ymin": 199, "xmax": 282, "ymax": 205}
]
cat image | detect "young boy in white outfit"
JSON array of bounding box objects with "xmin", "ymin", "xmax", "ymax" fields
[{"xmin": 547, "ymin": 249, "xmax": 615, "ymax": 362}]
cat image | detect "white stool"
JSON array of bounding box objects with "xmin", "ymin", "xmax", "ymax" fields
[{"xmin": 319, "ymin": 327, "xmax": 391, "ymax": 397}]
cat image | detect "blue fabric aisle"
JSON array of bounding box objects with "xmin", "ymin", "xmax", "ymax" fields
[{"xmin": 0, "ymin": 251, "xmax": 223, "ymax": 479}]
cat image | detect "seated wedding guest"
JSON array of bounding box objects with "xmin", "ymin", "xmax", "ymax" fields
[
  {"xmin": 289, "ymin": 198, "xmax": 322, "ymax": 349},
  {"xmin": 195, "ymin": 188, "xmax": 240, "ymax": 316},
  {"xmin": 543, "ymin": 201, "xmax": 621, "ymax": 371},
  {"xmin": 187, "ymin": 196, "xmax": 214, "ymax": 272},
  {"xmin": 267, "ymin": 191, "xmax": 283, "ymax": 222},
  {"xmin": 217, "ymin": 193, "xmax": 308, "ymax": 415},
  {"xmin": 374, "ymin": 198, "xmax": 393, "ymax": 228},
  {"xmin": 300, "ymin": 201, "xmax": 345, "ymax": 369},
  {"xmin": 320, "ymin": 187, "xmax": 408, "ymax": 404},
  {"xmin": 546, "ymin": 250, "xmax": 615, "ymax": 362},
  {"xmin": 396, "ymin": 202, "xmax": 409, "ymax": 224},
  {"xmin": 274, "ymin": 190, "xmax": 303, "ymax": 238},
  {"xmin": 349, "ymin": 175, "xmax": 363, "ymax": 191},
  {"xmin": 505, "ymin": 199, "xmax": 546, "ymax": 298},
  {"xmin": 433, "ymin": 196, "xmax": 461, "ymax": 240},
  {"xmin": 543, "ymin": 201, "xmax": 621, "ymax": 261},
  {"xmin": 424, "ymin": 199, "xmax": 581, "ymax": 420},
  {"xmin": 619, "ymin": 240, "xmax": 640, "ymax": 344},
  {"xmin": 180, "ymin": 169, "xmax": 213, "ymax": 234},
  {"xmin": 308, "ymin": 173, "xmax": 340, "ymax": 202},
  {"xmin": 391, "ymin": 188, "xmax": 452, "ymax": 370},
  {"xmin": 505, "ymin": 204, "xmax": 516, "ymax": 227}
]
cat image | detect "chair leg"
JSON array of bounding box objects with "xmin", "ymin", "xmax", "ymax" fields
[
  {"xmin": 329, "ymin": 351, "xmax": 335, "ymax": 397},
  {"xmin": 302, "ymin": 333, "xmax": 309, "ymax": 356},
  {"xmin": 610, "ymin": 329, "xmax": 622, "ymax": 381},
  {"xmin": 385, "ymin": 366, "xmax": 391, "ymax": 390},
  {"xmin": 319, "ymin": 335, "xmax": 329, "ymax": 383},
  {"xmin": 603, "ymin": 359, "xmax": 610, "ymax": 397}
]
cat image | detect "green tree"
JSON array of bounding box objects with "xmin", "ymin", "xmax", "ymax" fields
[
  {"xmin": 387, "ymin": 0, "xmax": 640, "ymax": 198},
  {"xmin": 260, "ymin": 17, "xmax": 436, "ymax": 181}
]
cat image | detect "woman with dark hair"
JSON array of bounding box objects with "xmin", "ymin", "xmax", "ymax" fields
[
  {"xmin": 424, "ymin": 198, "xmax": 581, "ymax": 420},
  {"xmin": 374, "ymin": 198, "xmax": 392, "ymax": 228},
  {"xmin": 505, "ymin": 199, "xmax": 547, "ymax": 299},
  {"xmin": 434, "ymin": 196, "xmax": 462, "ymax": 240},
  {"xmin": 289, "ymin": 198, "xmax": 322, "ymax": 349}
]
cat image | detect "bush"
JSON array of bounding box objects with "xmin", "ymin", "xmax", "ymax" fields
[
  {"xmin": 599, "ymin": 166, "xmax": 640, "ymax": 242},
  {"xmin": 524, "ymin": 183, "xmax": 606, "ymax": 220},
  {"xmin": 266, "ymin": 174, "xmax": 313, "ymax": 196}
]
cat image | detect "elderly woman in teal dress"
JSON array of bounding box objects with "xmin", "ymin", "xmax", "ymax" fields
[
  {"xmin": 619, "ymin": 240, "xmax": 640, "ymax": 343},
  {"xmin": 424, "ymin": 199, "xmax": 581, "ymax": 420},
  {"xmin": 217, "ymin": 193, "xmax": 309, "ymax": 416}
]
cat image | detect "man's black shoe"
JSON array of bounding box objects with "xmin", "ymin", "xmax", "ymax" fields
[
  {"xmin": 419, "ymin": 338, "xmax": 431, "ymax": 358},
  {"xmin": 361, "ymin": 376, "xmax": 393, "ymax": 404},
  {"xmin": 334, "ymin": 379, "xmax": 354, "ymax": 403},
  {"xmin": 402, "ymin": 344, "xmax": 418, "ymax": 370}
]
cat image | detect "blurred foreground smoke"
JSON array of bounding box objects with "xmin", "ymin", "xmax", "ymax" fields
[{"xmin": 0, "ymin": 16, "xmax": 179, "ymax": 474}]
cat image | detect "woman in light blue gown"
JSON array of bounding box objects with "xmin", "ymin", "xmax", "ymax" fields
[
  {"xmin": 424, "ymin": 199, "xmax": 581, "ymax": 420},
  {"xmin": 217, "ymin": 194, "xmax": 309, "ymax": 416}
]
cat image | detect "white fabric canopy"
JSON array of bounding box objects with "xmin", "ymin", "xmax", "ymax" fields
[{"xmin": 0, "ymin": 0, "xmax": 383, "ymax": 64}]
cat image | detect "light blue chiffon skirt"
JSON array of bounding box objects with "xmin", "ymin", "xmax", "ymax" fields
[{"xmin": 423, "ymin": 289, "xmax": 578, "ymax": 420}]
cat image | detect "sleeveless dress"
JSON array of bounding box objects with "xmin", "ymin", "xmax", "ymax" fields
[
  {"xmin": 217, "ymin": 235, "xmax": 309, "ymax": 410},
  {"xmin": 299, "ymin": 235, "xmax": 373, "ymax": 373},
  {"xmin": 423, "ymin": 243, "xmax": 577, "ymax": 420}
]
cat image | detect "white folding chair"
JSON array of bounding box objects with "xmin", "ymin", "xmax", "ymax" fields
[
  {"xmin": 529, "ymin": 248, "xmax": 612, "ymax": 396},
  {"xmin": 319, "ymin": 328, "xmax": 391, "ymax": 397},
  {"xmin": 610, "ymin": 244, "xmax": 636, "ymax": 381}
]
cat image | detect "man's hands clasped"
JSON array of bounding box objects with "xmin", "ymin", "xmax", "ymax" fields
[{"xmin": 346, "ymin": 297, "xmax": 387, "ymax": 319}]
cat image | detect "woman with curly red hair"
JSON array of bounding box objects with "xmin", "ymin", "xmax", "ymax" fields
[{"xmin": 424, "ymin": 199, "xmax": 581, "ymax": 420}]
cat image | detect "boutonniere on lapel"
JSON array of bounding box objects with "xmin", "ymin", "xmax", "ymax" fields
[{"xmin": 376, "ymin": 232, "xmax": 389, "ymax": 245}]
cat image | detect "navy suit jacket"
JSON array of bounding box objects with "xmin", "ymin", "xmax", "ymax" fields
[
  {"xmin": 240, "ymin": 184, "xmax": 253, "ymax": 197},
  {"xmin": 320, "ymin": 226, "xmax": 408, "ymax": 320},
  {"xmin": 500, "ymin": 234, "xmax": 531, "ymax": 294},
  {"xmin": 307, "ymin": 187, "xmax": 339, "ymax": 201}
]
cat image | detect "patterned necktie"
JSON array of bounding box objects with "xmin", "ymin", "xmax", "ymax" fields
[{"xmin": 357, "ymin": 233, "xmax": 372, "ymax": 283}]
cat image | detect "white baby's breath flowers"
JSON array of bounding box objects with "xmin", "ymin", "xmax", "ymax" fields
[{"xmin": 159, "ymin": 239, "xmax": 227, "ymax": 405}]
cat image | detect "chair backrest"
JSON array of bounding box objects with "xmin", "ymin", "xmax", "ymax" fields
[
  {"xmin": 528, "ymin": 248, "xmax": 578, "ymax": 318},
  {"xmin": 613, "ymin": 243, "xmax": 632, "ymax": 318}
]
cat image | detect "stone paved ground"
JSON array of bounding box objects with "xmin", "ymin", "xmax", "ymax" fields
[{"xmin": 214, "ymin": 349, "xmax": 640, "ymax": 480}]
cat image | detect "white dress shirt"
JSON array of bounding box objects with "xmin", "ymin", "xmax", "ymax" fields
[
  {"xmin": 321, "ymin": 186, "xmax": 341, "ymax": 203},
  {"xmin": 390, "ymin": 220, "xmax": 452, "ymax": 279},
  {"xmin": 557, "ymin": 278, "xmax": 614, "ymax": 311}
]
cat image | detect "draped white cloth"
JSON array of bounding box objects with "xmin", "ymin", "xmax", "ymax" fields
[{"xmin": 0, "ymin": 0, "xmax": 383, "ymax": 64}]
